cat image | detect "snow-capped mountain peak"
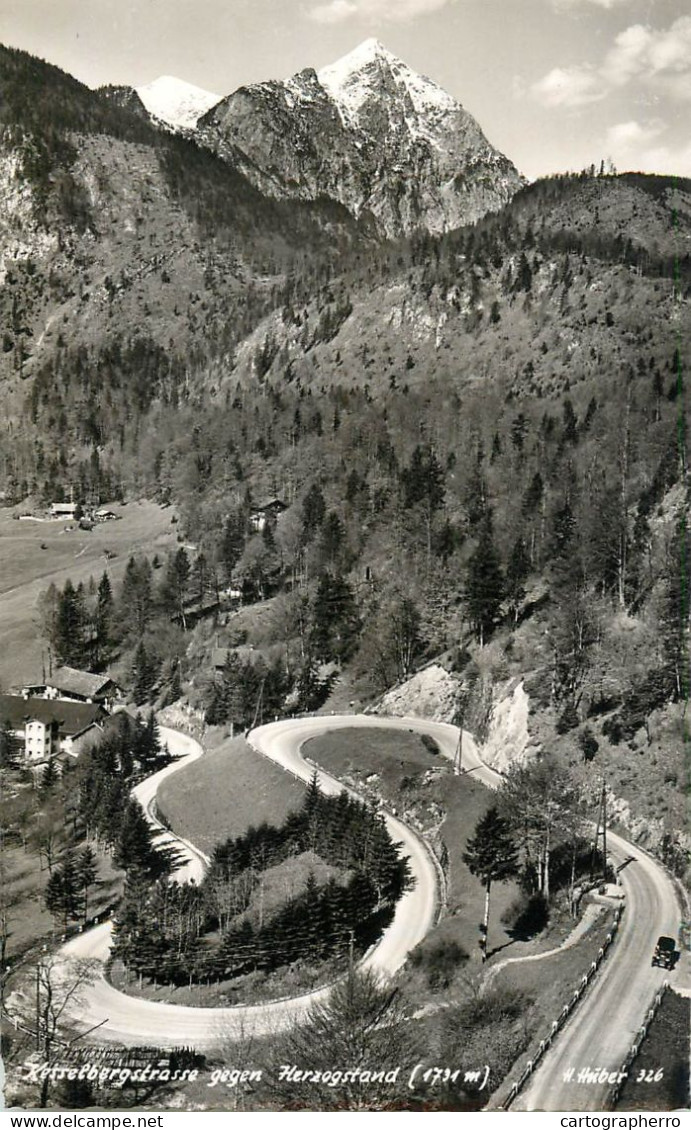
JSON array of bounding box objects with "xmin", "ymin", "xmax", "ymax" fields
[
  {"xmin": 318, "ymin": 39, "xmax": 457, "ymax": 127},
  {"xmin": 198, "ymin": 41, "xmax": 523, "ymax": 238},
  {"xmin": 318, "ymin": 37, "xmax": 396, "ymax": 83},
  {"xmin": 136, "ymin": 75, "xmax": 222, "ymax": 130}
]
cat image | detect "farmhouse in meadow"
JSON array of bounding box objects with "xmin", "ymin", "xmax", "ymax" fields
[
  {"xmin": 49, "ymin": 501, "xmax": 79, "ymax": 520},
  {"xmin": 21, "ymin": 665, "xmax": 120, "ymax": 710},
  {"xmin": 0, "ymin": 693, "xmax": 106, "ymax": 762}
]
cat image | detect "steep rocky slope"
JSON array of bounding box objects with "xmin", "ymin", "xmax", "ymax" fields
[{"xmin": 198, "ymin": 39, "xmax": 523, "ymax": 237}]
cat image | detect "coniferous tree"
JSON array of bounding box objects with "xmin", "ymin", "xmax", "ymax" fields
[
  {"xmin": 111, "ymin": 869, "xmax": 169, "ymax": 979},
  {"xmin": 295, "ymin": 654, "xmax": 328, "ymax": 713},
  {"xmin": 310, "ymin": 571, "xmax": 360, "ymax": 663},
  {"xmin": 318, "ymin": 511, "xmax": 346, "ymax": 568},
  {"xmin": 191, "ymin": 551, "xmax": 210, "ymax": 605},
  {"xmin": 303, "ymin": 770, "xmax": 323, "ymax": 851},
  {"xmin": 400, "ymin": 444, "xmax": 446, "ymax": 561},
  {"xmin": 114, "ymin": 798, "xmax": 162, "ymax": 877},
  {"xmin": 136, "ymin": 710, "xmax": 161, "ymax": 766},
  {"xmin": 0, "ymin": 720, "xmax": 19, "ymax": 769},
  {"xmin": 514, "ymin": 251, "xmax": 533, "ymax": 293},
  {"xmin": 401, "ymin": 444, "xmax": 446, "ymax": 512},
  {"xmin": 119, "ymin": 557, "xmax": 153, "ymax": 640},
  {"xmin": 660, "ymin": 520, "xmax": 690, "ymax": 702},
  {"xmin": 160, "ymin": 547, "xmax": 191, "ymax": 625},
  {"xmin": 211, "ymin": 651, "xmax": 248, "ymax": 729},
  {"xmin": 466, "ymin": 517, "xmax": 505, "ymax": 646},
  {"xmin": 463, "ymin": 806, "xmax": 519, "ymax": 962},
  {"xmin": 75, "ymin": 845, "xmax": 98, "ymax": 923},
  {"xmin": 168, "ymin": 660, "xmax": 182, "ymax": 702},
  {"xmin": 506, "ymin": 536, "xmax": 531, "ymax": 623},
  {"xmin": 220, "ymin": 512, "xmax": 246, "ymax": 582},
  {"xmin": 301, "ymin": 483, "xmax": 326, "ymax": 544},
  {"xmin": 53, "ymin": 579, "xmax": 87, "ymax": 666},
  {"xmin": 40, "ymin": 757, "xmax": 59, "ymax": 795},
  {"xmin": 44, "ymin": 852, "xmax": 80, "ymax": 929},
  {"xmin": 522, "ymin": 471, "xmax": 544, "ymax": 517},
  {"xmin": 131, "ymin": 642, "xmax": 155, "ymax": 705},
  {"xmin": 562, "ymin": 398, "xmax": 578, "ymax": 445},
  {"xmin": 44, "ymin": 870, "xmax": 68, "ymax": 928},
  {"xmin": 94, "ymin": 571, "xmax": 114, "ymax": 666}
]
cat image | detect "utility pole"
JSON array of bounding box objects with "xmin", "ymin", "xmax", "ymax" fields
[
  {"xmin": 453, "ymin": 727, "xmax": 462, "ymax": 775},
  {"xmin": 251, "ymin": 676, "xmax": 266, "ymax": 730},
  {"xmin": 35, "ymin": 959, "xmax": 41, "ymax": 1052},
  {"xmin": 591, "ymin": 779, "xmax": 608, "ymax": 883},
  {"xmin": 453, "ymin": 680, "xmax": 470, "ymax": 776},
  {"xmin": 602, "ymin": 782, "xmax": 608, "ymax": 884}
]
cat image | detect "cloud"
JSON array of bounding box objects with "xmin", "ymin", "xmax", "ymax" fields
[
  {"xmin": 603, "ymin": 119, "xmax": 691, "ymax": 175},
  {"xmin": 552, "ymin": 0, "xmax": 633, "ymax": 9},
  {"xmin": 617, "ymin": 140, "xmax": 691, "ymax": 176},
  {"xmin": 603, "ymin": 24, "xmax": 654, "ymax": 86},
  {"xmin": 309, "ymin": 0, "xmax": 358, "ymax": 23},
  {"xmin": 531, "ymin": 64, "xmax": 605, "ymax": 107},
  {"xmin": 603, "ymin": 16, "xmax": 691, "ymax": 98},
  {"xmin": 308, "ymin": 0, "xmax": 453, "ymax": 23},
  {"xmin": 605, "ymin": 118, "xmax": 664, "ymax": 150},
  {"xmin": 532, "ymin": 14, "xmax": 691, "ymax": 109},
  {"xmin": 634, "ymin": 142, "xmax": 691, "ymax": 176}
]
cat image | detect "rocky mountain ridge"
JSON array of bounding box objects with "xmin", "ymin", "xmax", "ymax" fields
[{"xmin": 196, "ymin": 38, "xmax": 524, "ymax": 237}]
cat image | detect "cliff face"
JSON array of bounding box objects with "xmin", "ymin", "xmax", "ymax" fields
[
  {"xmin": 480, "ymin": 680, "xmax": 537, "ymax": 773},
  {"xmin": 198, "ymin": 40, "xmax": 524, "ymax": 238}
]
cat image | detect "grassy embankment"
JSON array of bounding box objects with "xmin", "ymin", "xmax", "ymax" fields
[
  {"xmin": 305, "ymin": 728, "xmax": 628, "ymax": 1110},
  {"xmin": 615, "ymin": 989, "xmax": 690, "ymax": 1111},
  {"xmin": 0, "ymin": 500, "xmax": 178, "ymax": 686},
  {"xmin": 2, "ymin": 830, "xmax": 122, "ymax": 966},
  {"xmin": 114, "ymin": 726, "xmax": 621, "ymax": 1112},
  {"xmin": 304, "ymin": 727, "xmax": 520, "ymax": 963},
  {"xmin": 145, "ymin": 729, "xmax": 468, "ymax": 1006},
  {"xmin": 156, "ymin": 735, "xmax": 305, "ymax": 856}
]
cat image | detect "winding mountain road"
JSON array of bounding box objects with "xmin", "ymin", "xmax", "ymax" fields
[
  {"xmin": 40, "ymin": 713, "xmax": 685, "ymax": 1105},
  {"xmin": 55, "ymin": 714, "xmax": 491, "ymax": 1048}
]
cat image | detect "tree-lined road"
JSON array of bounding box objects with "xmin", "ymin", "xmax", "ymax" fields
[{"xmin": 511, "ymin": 827, "xmax": 682, "ymax": 1111}]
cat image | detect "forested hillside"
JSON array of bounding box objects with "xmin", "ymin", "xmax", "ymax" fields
[
  {"xmin": 0, "ymin": 43, "xmax": 688, "ymax": 876},
  {"xmin": 0, "ymin": 44, "xmax": 369, "ymax": 502}
]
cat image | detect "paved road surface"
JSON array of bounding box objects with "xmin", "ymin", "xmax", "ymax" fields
[
  {"xmin": 512, "ymin": 828, "xmax": 682, "ymax": 1111},
  {"xmin": 54, "ymin": 714, "xmax": 470, "ymax": 1048},
  {"xmin": 36, "ymin": 711, "xmax": 684, "ymax": 1101},
  {"xmin": 134, "ymin": 725, "xmax": 209, "ymax": 884}
]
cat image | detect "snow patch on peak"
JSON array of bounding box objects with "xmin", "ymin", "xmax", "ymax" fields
[
  {"xmin": 318, "ymin": 39, "xmax": 397, "ymax": 122},
  {"xmin": 320, "ymin": 38, "xmax": 395, "ymax": 82},
  {"xmin": 137, "ymin": 75, "xmax": 222, "ymax": 129},
  {"xmin": 399, "ymin": 67, "xmax": 459, "ymax": 118},
  {"xmin": 318, "ymin": 39, "xmax": 459, "ymax": 128},
  {"xmin": 320, "ymin": 38, "xmax": 395, "ymax": 93}
]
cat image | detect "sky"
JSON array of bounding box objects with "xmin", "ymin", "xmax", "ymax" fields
[{"xmin": 1, "ymin": 0, "xmax": 690, "ymax": 180}]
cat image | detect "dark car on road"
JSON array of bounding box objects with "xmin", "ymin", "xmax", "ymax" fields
[{"xmin": 651, "ymin": 935, "xmax": 677, "ymax": 969}]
